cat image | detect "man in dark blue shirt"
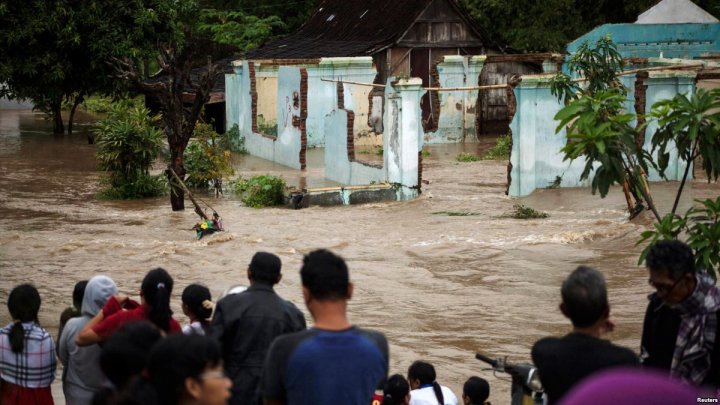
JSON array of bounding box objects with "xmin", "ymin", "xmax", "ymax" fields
[{"xmin": 261, "ymin": 249, "xmax": 389, "ymax": 405}]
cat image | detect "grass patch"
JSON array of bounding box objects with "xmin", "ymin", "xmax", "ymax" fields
[
  {"xmin": 432, "ymin": 211, "xmax": 481, "ymax": 216},
  {"xmin": 483, "ymin": 134, "xmax": 511, "ymax": 160},
  {"xmin": 421, "ymin": 149, "xmax": 431, "ymax": 158},
  {"xmin": 456, "ymin": 152, "xmax": 480, "ymax": 162},
  {"xmin": 231, "ymin": 175, "xmax": 286, "ymax": 208},
  {"xmin": 504, "ymin": 204, "xmax": 549, "ymax": 219},
  {"xmin": 257, "ymin": 115, "xmax": 277, "ymax": 137}
]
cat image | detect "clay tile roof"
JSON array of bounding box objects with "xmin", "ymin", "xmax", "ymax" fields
[{"xmin": 247, "ymin": 0, "xmax": 493, "ymax": 59}]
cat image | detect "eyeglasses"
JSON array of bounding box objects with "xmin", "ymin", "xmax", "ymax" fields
[{"xmin": 648, "ymin": 277, "xmax": 684, "ymax": 296}]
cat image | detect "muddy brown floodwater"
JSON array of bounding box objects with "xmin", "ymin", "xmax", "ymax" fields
[{"xmin": 1, "ymin": 109, "xmax": 719, "ymax": 404}]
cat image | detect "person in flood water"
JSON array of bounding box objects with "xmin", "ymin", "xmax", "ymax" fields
[
  {"xmin": 642, "ymin": 240, "xmax": 720, "ymax": 387},
  {"xmin": 0, "ymin": 284, "xmax": 57, "ymax": 405},
  {"xmin": 58, "ymin": 275, "xmax": 118, "ymax": 405},
  {"xmin": 76, "ymin": 267, "xmax": 181, "ymax": 346},
  {"xmin": 115, "ymin": 334, "xmax": 232, "ymax": 405},
  {"xmin": 260, "ymin": 249, "xmax": 388, "ymax": 405},
  {"xmin": 407, "ymin": 361, "xmax": 458, "ymax": 405},
  {"xmin": 531, "ymin": 266, "xmax": 638, "ymax": 404}
]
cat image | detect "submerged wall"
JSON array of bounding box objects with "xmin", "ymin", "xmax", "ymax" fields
[
  {"xmin": 426, "ymin": 55, "xmax": 486, "ymax": 144},
  {"xmin": 507, "ymin": 71, "xmax": 696, "ymax": 197}
]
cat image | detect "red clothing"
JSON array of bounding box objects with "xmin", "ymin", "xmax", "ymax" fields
[
  {"xmin": 93, "ymin": 296, "xmax": 181, "ymax": 338},
  {"xmin": 0, "ymin": 380, "xmax": 54, "ymax": 405}
]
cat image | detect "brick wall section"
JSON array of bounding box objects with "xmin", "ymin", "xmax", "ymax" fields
[
  {"xmin": 299, "ymin": 68, "xmax": 308, "ymax": 170},
  {"xmin": 337, "ymin": 82, "xmax": 345, "ymax": 110},
  {"xmin": 346, "ymin": 110, "xmax": 355, "ymax": 161},
  {"xmin": 249, "ymin": 62, "xmax": 258, "ymax": 133},
  {"xmin": 634, "ymin": 71, "xmax": 649, "ymax": 149},
  {"xmin": 505, "ymin": 75, "xmax": 521, "ymax": 195}
]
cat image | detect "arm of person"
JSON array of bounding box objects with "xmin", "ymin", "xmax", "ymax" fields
[
  {"xmin": 57, "ymin": 322, "xmax": 71, "ymax": 366},
  {"xmin": 76, "ymin": 294, "xmax": 128, "ymax": 346}
]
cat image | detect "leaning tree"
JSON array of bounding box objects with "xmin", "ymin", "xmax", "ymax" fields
[{"xmin": 113, "ymin": 36, "xmax": 224, "ymax": 211}]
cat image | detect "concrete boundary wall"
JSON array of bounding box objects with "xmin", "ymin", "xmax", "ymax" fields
[
  {"xmin": 427, "ymin": 55, "xmax": 486, "ymax": 144},
  {"xmin": 508, "ymin": 71, "xmax": 695, "ymax": 197}
]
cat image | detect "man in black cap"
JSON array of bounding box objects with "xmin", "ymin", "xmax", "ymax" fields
[{"xmin": 209, "ymin": 251, "xmax": 306, "ymax": 405}]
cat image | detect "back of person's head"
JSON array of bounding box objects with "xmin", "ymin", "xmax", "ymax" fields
[
  {"xmin": 119, "ymin": 334, "xmax": 226, "ymax": 405},
  {"xmin": 7, "ymin": 283, "xmax": 41, "ymax": 353},
  {"xmin": 82, "ymin": 275, "xmax": 118, "ymax": 317},
  {"xmin": 561, "ymin": 266, "xmax": 608, "ymax": 328},
  {"xmin": 100, "ymin": 320, "xmax": 163, "ymax": 391},
  {"xmin": 141, "ymin": 267, "xmax": 174, "ymax": 331},
  {"xmin": 72, "ymin": 280, "xmax": 89, "ymax": 310},
  {"xmin": 181, "ymin": 284, "xmax": 212, "ymax": 329},
  {"xmin": 383, "ymin": 374, "xmax": 410, "ymax": 405},
  {"xmin": 463, "ymin": 376, "xmax": 490, "ymax": 404},
  {"xmin": 646, "ymin": 240, "xmax": 695, "ymax": 280},
  {"xmin": 248, "ymin": 251, "xmax": 282, "ymax": 285},
  {"xmin": 300, "ymin": 249, "xmax": 350, "ymax": 300},
  {"xmin": 408, "ymin": 361, "xmax": 444, "ymax": 405}
]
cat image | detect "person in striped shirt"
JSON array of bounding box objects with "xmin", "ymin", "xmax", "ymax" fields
[{"xmin": 0, "ymin": 283, "xmax": 57, "ymax": 405}]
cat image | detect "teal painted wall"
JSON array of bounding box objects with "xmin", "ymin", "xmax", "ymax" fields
[
  {"xmin": 567, "ymin": 23, "xmax": 720, "ymax": 59},
  {"xmin": 508, "ymin": 71, "xmax": 696, "ymax": 197}
]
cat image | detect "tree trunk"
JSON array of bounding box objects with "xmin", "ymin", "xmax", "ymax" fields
[
  {"xmin": 52, "ymin": 99, "xmax": 64, "ymax": 134},
  {"xmin": 68, "ymin": 95, "xmax": 84, "ymax": 136},
  {"xmin": 167, "ymin": 146, "xmax": 186, "ymax": 211}
]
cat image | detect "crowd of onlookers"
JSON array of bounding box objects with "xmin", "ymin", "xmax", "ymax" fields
[{"xmin": 0, "ymin": 240, "xmax": 719, "ymax": 404}]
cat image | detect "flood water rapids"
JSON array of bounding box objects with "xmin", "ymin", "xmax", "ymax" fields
[{"xmin": 1, "ymin": 109, "xmax": 719, "ymax": 404}]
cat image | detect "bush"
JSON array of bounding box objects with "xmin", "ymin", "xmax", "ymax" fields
[
  {"xmin": 232, "ymin": 175, "xmax": 286, "ymax": 208},
  {"xmin": 456, "ymin": 152, "xmax": 480, "ymax": 162},
  {"xmin": 483, "ymin": 134, "xmax": 511, "ymax": 160},
  {"xmin": 94, "ymin": 101, "xmax": 165, "ymax": 199},
  {"xmin": 226, "ymin": 124, "xmax": 246, "ymax": 154},
  {"xmin": 184, "ymin": 122, "xmax": 234, "ymax": 191},
  {"xmin": 505, "ymin": 204, "xmax": 549, "ymax": 219}
]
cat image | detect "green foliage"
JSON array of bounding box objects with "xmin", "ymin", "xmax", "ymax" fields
[
  {"xmin": 226, "ymin": 124, "xmax": 246, "ymax": 153},
  {"xmin": 483, "ymin": 134, "xmax": 511, "ymax": 160},
  {"xmin": 456, "ymin": 152, "xmax": 481, "ymax": 162},
  {"xmin": 0, "ymin": 0, "xmax": 184, "ymax": 133},
  {"xmin": 421, "ymin": 149, "xmax": 431, "ymax": 158},
  {"xmin": 184, "ymin": 122, "xmax": 235, "ymax": 190},
  {"xmin": 96, "ymin": 173, "xmax": 167, "ymax": 200},
  {"xmin": 650, "ymin": 89, "xmax": 720, "ymax": 181},
  {"xmin": 638, "ymin": 197, "xmax": 720, "ymax": 279},
  {"xmin": 198, "ymin": 9, "xmax": 286, "ymax": 49},
  {"xmin": 505, "ymin": 204, "xmax": 549, "ymax": 219},
  {"xmin": 257, "ymin": 115, "xmax": 277, "ymax": 136},
  {"xmin": 550, "ymin": 35, "xmax": 625, "ymax": 105},
  {"xmin": 231, "ymin": 175, "xmax": 286, "ymax": 208},
  {"xmin": 94, "ymin": 101, "xmax": 166, "ymax": 199}
]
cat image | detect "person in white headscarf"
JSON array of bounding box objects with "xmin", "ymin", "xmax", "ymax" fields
[{"xmin": 58, "ymin": 275, "xmax": 118, "ymax": 405}]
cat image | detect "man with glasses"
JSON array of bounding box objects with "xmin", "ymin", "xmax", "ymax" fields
[{"xmin": 641, "ymin": 240, "xmax": 720, "ymax": 387}]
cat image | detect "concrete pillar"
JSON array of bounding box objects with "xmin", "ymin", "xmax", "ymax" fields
[{"xmin": 386, "ymin": 78, "xmax": 425, "ymax": 200}]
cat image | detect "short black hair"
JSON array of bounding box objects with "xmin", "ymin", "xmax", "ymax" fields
[
  {"xmin": 463, "ymin": 376, "xmax": 490, "ymax": 403},
  {"xmin": 100, "ymin": 320, "xmax": 162, "ymax": 389},
  {"xmin": 383, "ymin": 374, "xmax": 409, "ymax": 405},
  {"xmin": 72, "ymin": 280, "xmax": 89, "ymax": 309},
  {"xmin": 249, "ymin": 251, "xmax": 282, "ymax": 284},
  {"xmin": 646, "ymin": 240, "xmax": 695, "ymax": 280},
  {"xmin": 300, "ymin": 249, "xmax": 350, "ymax": 300},
  {"xmin": 561, "ymin": 266, "xmax": 608, "ymax": 328}
]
